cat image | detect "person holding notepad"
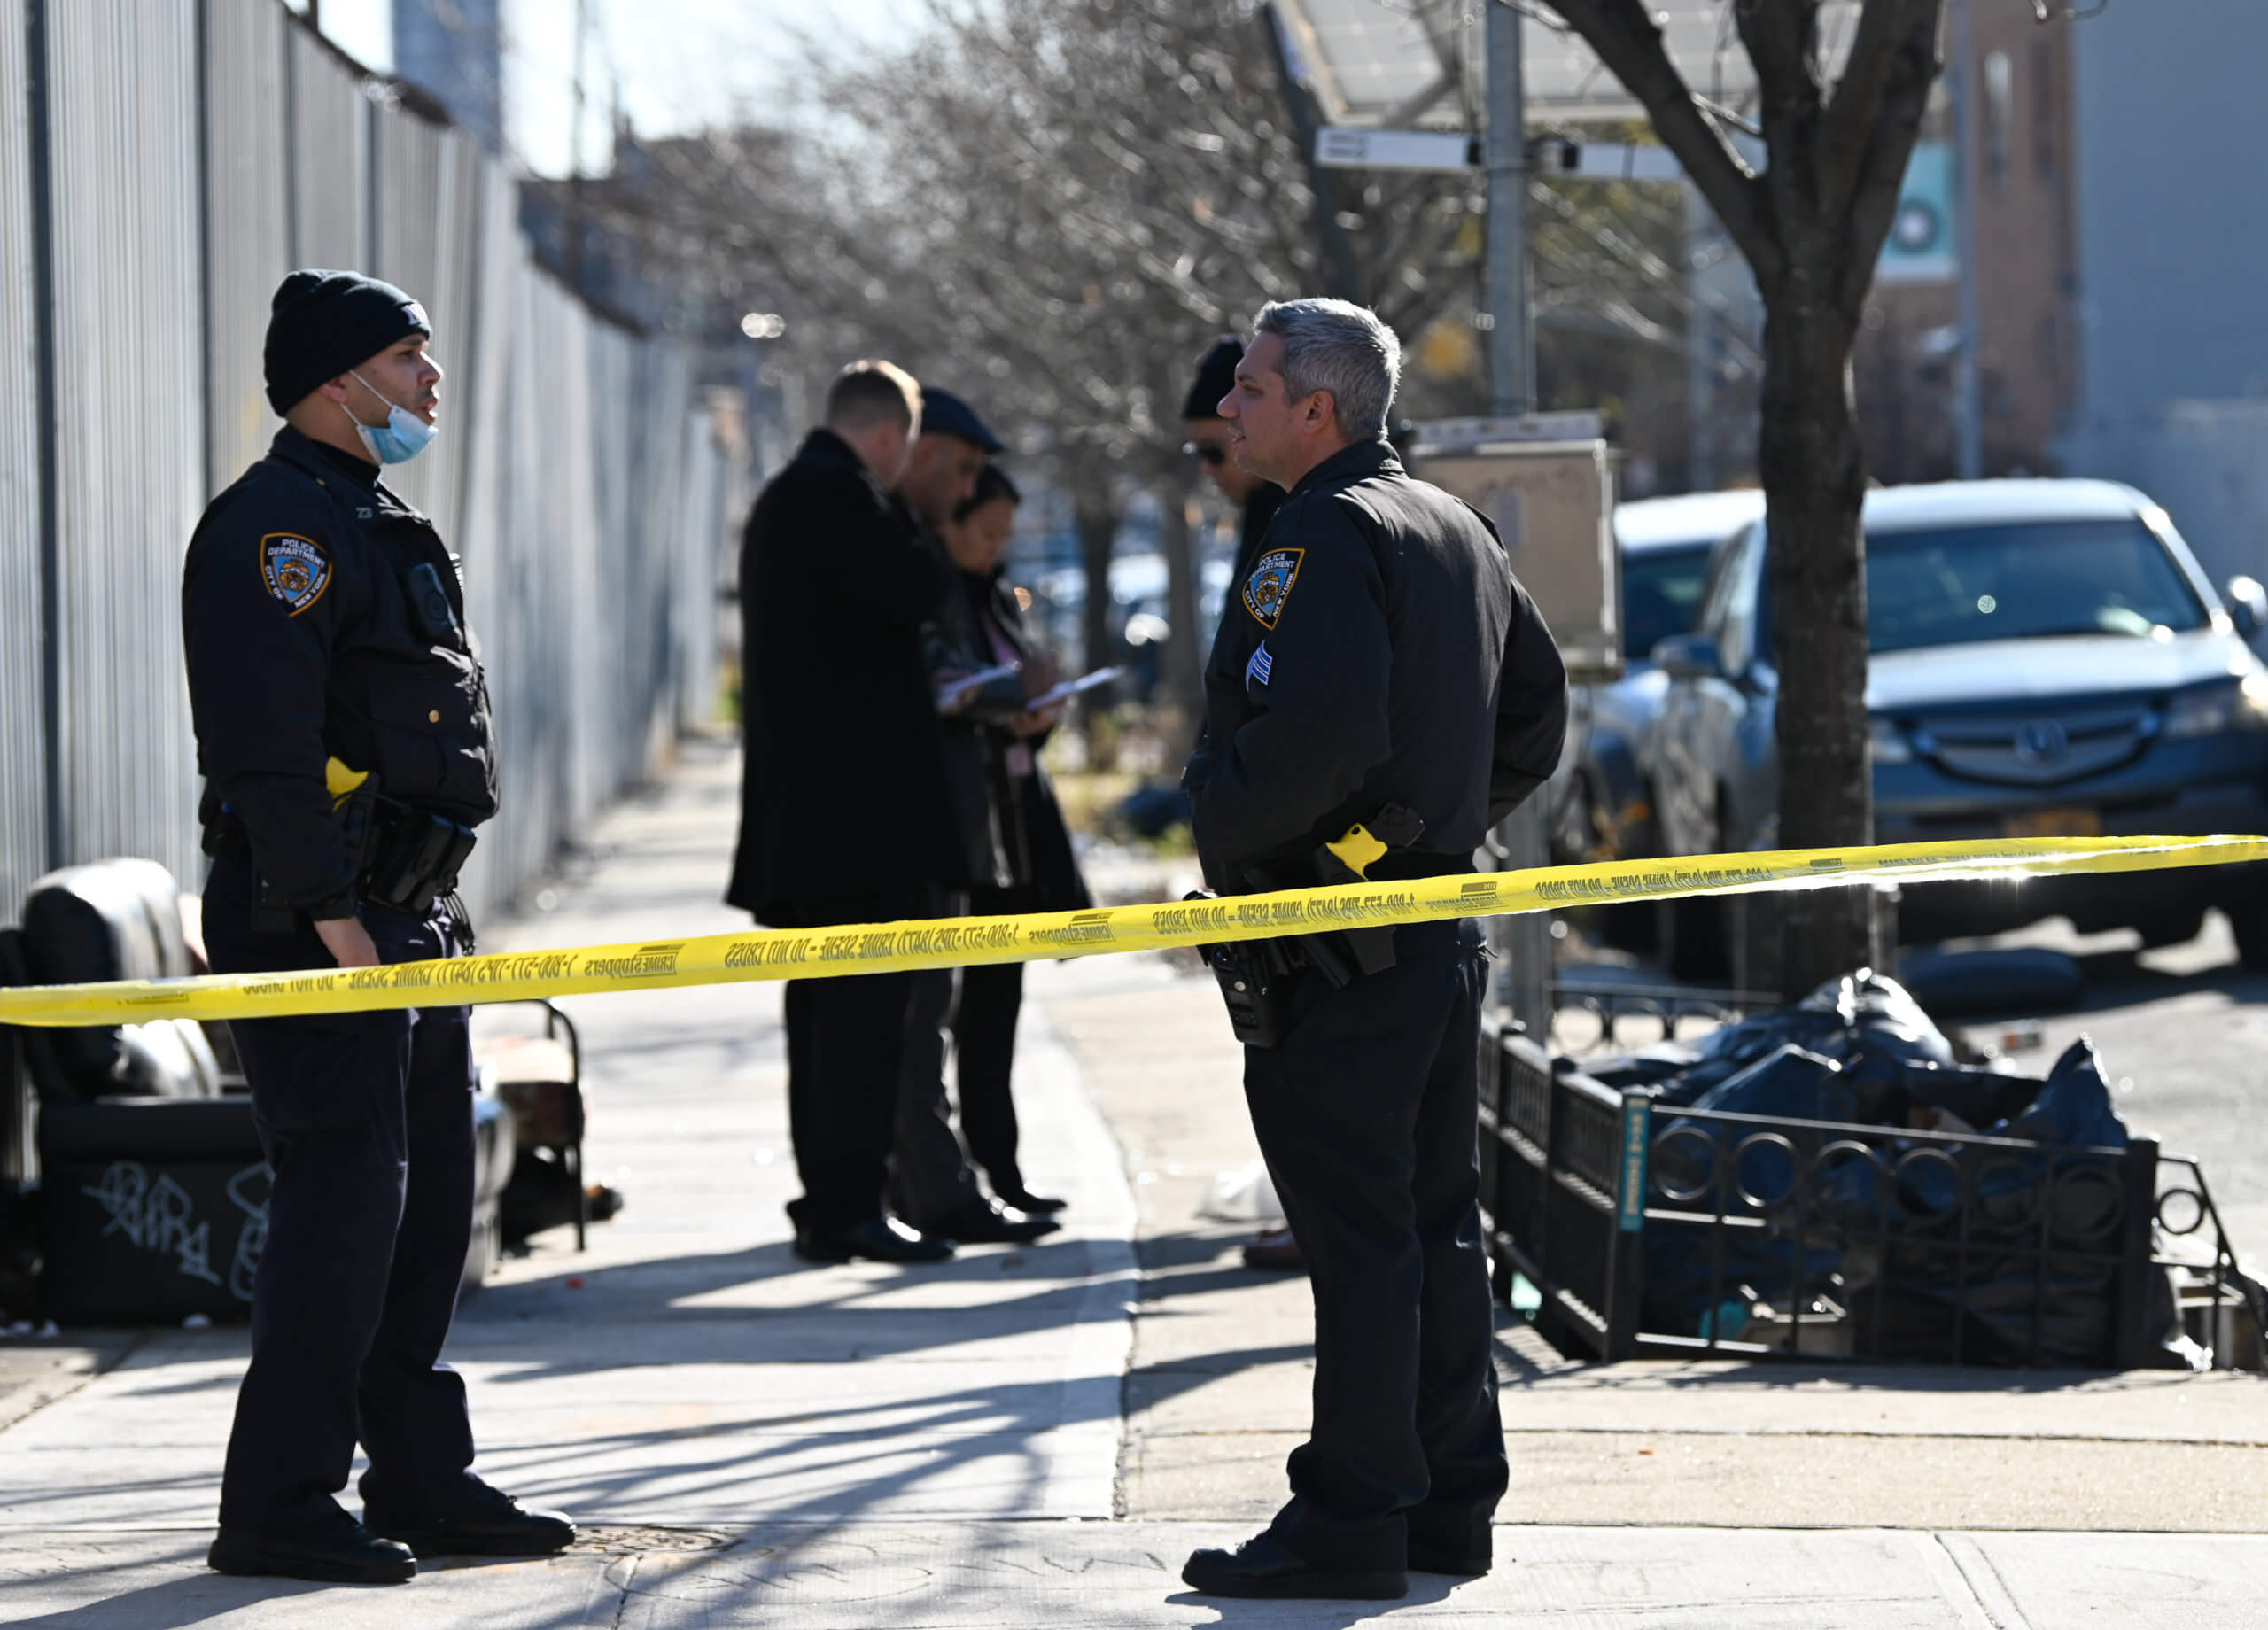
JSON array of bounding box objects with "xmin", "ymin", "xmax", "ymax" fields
[
  {"xmin": 887, "ymin": 392, "xmax": 1062, "ymax": 1247},
  {"xmin": 937, "ymin": 465, "xmax": 1094, "ymax": 1214}
]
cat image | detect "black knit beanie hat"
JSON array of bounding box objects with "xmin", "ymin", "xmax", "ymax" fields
[
  {"xmin": 1182, "ymin": 336, "xmax": 1245, "ymax": 422},
  {"xmin": 263, "ymin": 269, "xmax": 431, "ymax": 415}
]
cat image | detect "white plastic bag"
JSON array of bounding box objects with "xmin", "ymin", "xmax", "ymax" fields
[{"xmin": 1200, "ymin": 1157, "xmax": 1285, "ymax": 1224}]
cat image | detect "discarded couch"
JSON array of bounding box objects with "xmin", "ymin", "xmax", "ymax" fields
[{"xmin": 0, "ymin": 858, "xmax": 516, "ymax": 1323}]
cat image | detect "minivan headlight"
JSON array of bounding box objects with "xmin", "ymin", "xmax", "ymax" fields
[
  {"xmin": 1869, "ymin": 718, "xmax": 1913, "ymax": 764},
  {"xmin": 2164, "ymin": 671, "xmax": 2268, "ymax": 738}
]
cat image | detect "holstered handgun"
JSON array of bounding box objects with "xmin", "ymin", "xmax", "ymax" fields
[
  {"xmin": 332, "ymin": 756, "xmax": 478, "ymax": 918},
  {"xmin": 360, "ymin": 805, "xmax": 477, "ymax": 915},
  {"xmin": 1242, "ymin": 803, "xmax": 1426, "ymax": 990},
  {"xmin": 1188, "ymin": 891, "xmax": 1301, "ymax": 1048}
]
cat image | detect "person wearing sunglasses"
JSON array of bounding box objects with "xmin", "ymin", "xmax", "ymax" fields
[
  {"xmin": 1184, "ymin": 336, "xmax": 1285, "ymax": 580},
  {"xmin": 1186, "ymin": 338, "xmax": 1301, "ymax": 1274}
]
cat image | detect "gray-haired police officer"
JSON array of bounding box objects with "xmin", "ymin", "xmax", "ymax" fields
[
  {"xmin": 185, "ymin": 270, "xmax": 572, "ymax": 1584},
  {"xmin": 1179, "ymin": 299, "xmax": 1568, "ymax": 1602}
]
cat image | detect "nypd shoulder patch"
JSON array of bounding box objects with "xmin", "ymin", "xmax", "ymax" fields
[
  {"xmin": 260, "ymin": 533, "xmax": 332, "ymax": 617},
  {"xmin": 1242, "ymin": 547, "xmax": 1304, "ymax": 629}
]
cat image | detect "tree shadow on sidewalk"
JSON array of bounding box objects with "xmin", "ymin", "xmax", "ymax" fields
[{"xmin": 0, "ymin": 1534, "xmax": 344, "ymax": 1630}]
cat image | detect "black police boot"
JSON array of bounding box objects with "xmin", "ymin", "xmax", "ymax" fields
[
  {"xmin": 1406, "ymin": 1541, "xmax": 1492, "ymax": 1577},
  {"xmin": 927, "ymin": 1198, "xmax": 1061, "ymax": 1246},
  {"xmin": 794, "ymin": 1215, "xmax": 956, "ymax": 1264},
  {"xmin": 361, "ymin": 1471, "xmax": 576, "ymax": 1559},
  {"xmin": 208, "ymin": 1501, "xmax": 417, "ymax": 1584},
  {"xmin": 1181, "ymin": 1530, "xmax": 1408, "ymax": 1601},
  {"xmin": 1408, "ymin": 1511, "xmax": 1495, "ymax": 1577}
]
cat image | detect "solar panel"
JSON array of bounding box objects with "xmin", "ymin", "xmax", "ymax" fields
[{"xmin": 1277, "ymin": 0, "xmax": 1868, "ymax": 128}]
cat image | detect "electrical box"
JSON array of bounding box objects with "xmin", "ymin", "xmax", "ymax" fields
[{"xmin": 1410, "ymin": 414, "xmax": 1621, "ymax": 681}]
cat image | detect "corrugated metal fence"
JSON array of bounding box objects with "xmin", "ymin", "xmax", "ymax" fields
[
  {"xmin": 0, "ymin": 0, "xmax": 44, "ymax": 920},
  {"xmin": 0, "ymin": 0, "xmax": 738, "ymax": 925}
]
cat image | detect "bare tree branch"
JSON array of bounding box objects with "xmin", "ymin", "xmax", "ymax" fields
[
  {"xmin": 1534, "ymin": 0, "xmax": 1775, "ymax": 277},
  {"xmin": 1834, "ymin": 0, "xmax": 1947, "ymax": 314},
  {"xmin": 1820, "ymin": 0, "xmax": 1922, "ymax": 217}
]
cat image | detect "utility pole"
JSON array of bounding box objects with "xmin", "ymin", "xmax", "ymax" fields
[
  {"xmin": 1484, "ymin": 0, "xmax": 1553, "ymax": 1036},
  {"xmin": 1948, "ymin": 0, "xmax": 1984, "ymax": 479},
  {"xmin": 1484, "ymin": 0, "xmax": 1532, "ymax": 419}
]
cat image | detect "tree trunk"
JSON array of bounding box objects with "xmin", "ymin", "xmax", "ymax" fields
[
  {"xmin": 1155, "ymin": 467, "xmax": 1205, "ymax": 752},
  {"xmin": 1757, "ymin": 258, "xmax": 1881, "ymax": 997},
  {"xmin": 1073, "ymin": 482, "xmax": 1120, "ymax": 765}
]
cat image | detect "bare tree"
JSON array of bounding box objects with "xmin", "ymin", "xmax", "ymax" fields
[
  {"xmin": 1538, "ymin": 0, "xmax": 1946, "ymax": 994},
  {"xmin": 593, "ymin": 0, "xmax": 1713, "ymax": 753}
]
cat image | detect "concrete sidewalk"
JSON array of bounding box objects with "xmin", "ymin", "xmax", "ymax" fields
[{"xmin": 1, "ymin": 736, "xmax": 2264, "ymax": 1626}]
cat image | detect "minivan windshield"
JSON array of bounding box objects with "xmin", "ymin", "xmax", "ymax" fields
[
  {"xmin": 1622, "ymin": 543, "xmax": 1713, "ymax": 661},
  {"xmin": 1865, "ymin": 519, "xmax": 2209, "ymax": 656}
]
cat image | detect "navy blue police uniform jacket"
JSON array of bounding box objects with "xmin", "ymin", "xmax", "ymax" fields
[
  {"xmin": 1183, "ymin": 439, "xmax": 1569, "ymax": 893},
  {"xmin": 182, "ymin": 426, "xmax": 499, "ymax": 921}
]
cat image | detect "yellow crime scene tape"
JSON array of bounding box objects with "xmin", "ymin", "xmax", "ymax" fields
[{"xmin": 2, "ymin": 834, "xmax": 2264, "ymax": 1028}]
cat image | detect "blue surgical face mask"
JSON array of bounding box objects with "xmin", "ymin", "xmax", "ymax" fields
[{"xmin": 346, "ymin": 369, "xmax": 439, "ymax": 465}]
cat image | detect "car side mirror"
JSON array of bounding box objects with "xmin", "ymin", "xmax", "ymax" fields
[
  {"xmin": 2227, "ymin": 575, "xmax": 2267, "ymax": 639},
  {"xmin": 1652, "ymin": 632, "xmax": 1724, "ymax": 680}
]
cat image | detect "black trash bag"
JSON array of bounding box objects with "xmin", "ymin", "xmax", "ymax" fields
[
  {"xmin": 1991, "ymin": 1036, "xmax": 2129, "ymax": 1151},
  {"xmin": 1583, "ymin": 1042, "xmax": 1701, "ymax": 1091},
  {"xmin": 1656, "ymin": 1044, "xmax": 1856, "ymax": 1207},
  {"xmin": 1883, "ymin": 1060, "xmax": 2042, "ymax": 1133},
  {"xmin": 1855, "ymin": 1037, "xmax": 2138, "ymax": 1365},
  {"xmin": 1689, "ymin": 1043, "xmax": 1859, "ymax": 1124},
  {"xmin": 1642, "ymin": 1044, "xmax": 1854, "ymax": 1336},
  {"xmin": 1652, "ymin": 970, "xmax": 1952, "ymax": 1112}
]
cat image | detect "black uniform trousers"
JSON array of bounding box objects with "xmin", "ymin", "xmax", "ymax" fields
[
  {"xmin": 1244, "ymin": 917, "xmax": 1508, "ymax": 1571},
  {"xmin": 203, "ymin": 855, "xmax": 477, "ymax": 1534},
  {"xmin": 781, "ymin": 885, "xmax": 948, "ymax": 1234}
]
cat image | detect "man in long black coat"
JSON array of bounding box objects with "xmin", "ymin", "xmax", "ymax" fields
[{"xmin": 726, "ymin": 360, "xmax": 966, "ymax": 1264}]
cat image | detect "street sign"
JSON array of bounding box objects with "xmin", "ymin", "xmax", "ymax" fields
[
  {"xmin": 1315, "ymin": 126, "xmax": 1479, "ymax": 173},
  {"xmin": 1876, "ymin": 140, "xmax": 1957, "ymax": 284},
  {"xmin": 1318, "ymin": 128, "xmax": 1693, "ymax": 184},
  {"xmin": 1412, "ymin": 411, "xmax": 1607, "ymax": 448},
  {"xmin": 1533, "ymin": 139, "xmax": 1687, "ymax": 184}
]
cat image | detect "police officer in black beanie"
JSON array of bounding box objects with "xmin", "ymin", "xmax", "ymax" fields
[
  {"xmin": 185, "ymin": 270, "xmax": 572, "ymax": 1584},
  {"xmin": 1184, "ymin": 336, "xmax": 1284, "ymax": 577}
]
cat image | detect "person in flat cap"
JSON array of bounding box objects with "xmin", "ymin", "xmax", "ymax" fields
[
  {"xmin": 184, "ymin": 270, "xmax": 572, "ymax": 1584},
  {"xmin": 1185, "ymin": 336, "xmax": 1285, "ymax": 578},
  {"xmin": 1184, "ymin": 337, "xmax": 1303, "ymax": 1275},
  {"xmin": 886, "ymin": 387, "xmax": 1064, "ymax": 1249}
]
